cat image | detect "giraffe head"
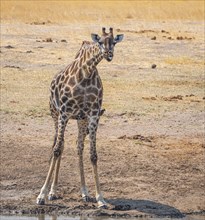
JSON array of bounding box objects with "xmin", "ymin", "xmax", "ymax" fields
[{"xmin": 91, "ymin": 27, "xmax": 124, "ymax": 62}]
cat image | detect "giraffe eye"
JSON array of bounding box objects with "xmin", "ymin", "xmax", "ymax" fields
[{"xmin": 99, "ymin": 42, "xmax": 105, "ymax": 50}]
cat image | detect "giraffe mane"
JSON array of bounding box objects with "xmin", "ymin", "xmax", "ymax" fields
[{"xmin": 74, "ymin": 41, "xmax": 97, "ymax": 59}]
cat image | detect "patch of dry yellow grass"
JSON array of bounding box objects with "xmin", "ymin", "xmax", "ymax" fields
[
  {"xmin": 1, "ymin": 1, "xmax": 204, "ymax": 117},
  {"xmin": 165, "ymin": 57, "xmax": 205, "ymax": 66},
  {"xmin": 1, "ymin": 68, "xmax": 51, "ymax": 116},
  {"xmin": 1, "ymin": 0, "xmax": 204, "ymax": 24}
]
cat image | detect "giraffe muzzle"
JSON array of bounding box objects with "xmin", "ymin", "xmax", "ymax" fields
[{"xmin": 104, "ymin": 51, "xmax": 113, "ymax": 62}]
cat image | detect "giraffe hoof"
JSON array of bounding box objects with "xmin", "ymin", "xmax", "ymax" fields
[
  {"xmin": 83, "ymin": 195, "xmax": 90, "ymax": 202},
  {"xmin": 48, "ymin": 194, "xmax": 58, "ymax": 201},
  {"xmin": 82, "ymin": 196, "xmax": 93, "ymax": 202},
  {"xmin": 98, "ymin": 204, "xmax": 108, "ymax": 209},
  {"xmin": 36, "ymin": 198, "xmax": 45, "ymax": 205}
]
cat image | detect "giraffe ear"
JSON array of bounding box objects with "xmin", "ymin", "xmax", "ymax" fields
[
  {"xmin": 114, "ymin": 34, "xmax": 124, "ymax": 44},
  {"xmin": 91, "ymin": 34, "xmax": 101, "ymax": 43}
]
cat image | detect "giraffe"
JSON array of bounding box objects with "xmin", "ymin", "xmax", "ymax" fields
[{"xmin": 36, "ymin": 27, "xmax": 124, "ymax": 208}]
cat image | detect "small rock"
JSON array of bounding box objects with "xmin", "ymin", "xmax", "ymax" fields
[
  {"xmin": 118, "ymin": 112, "xmax": 126, "ymax": 116},
  {"xmin": 61, "ymin": 39, "xmax": 67, "ymax": 43},
  {"xmin": 45, "ymin": 38, "xmax": 53, "ymax": 42},
  {"xmin": 184, "ymin": 36, "xmax": 193, "ymax": 40},
  {"xmin": 31, "ymin": 21, "xmax": 46, "ymax": 25},
  {"xmin": 4, "ymin": 65, "xmax": 21, "ymax": 69},
  {"xmin": 151, "ymin": 36, "xmax": 156, "ymax": 40},
  {"xmin": 5, "ymin": 45, "xmax": 15, "ymax": 49},
  {"xmin": 151, "ymin": 64, "xmax": 157, "ymax": 69},
  {"xmin": 185, "ymin": 94, "xmax": 195, "ymax": 97},
  {"xmin": 177, "ymin": 36, "xmax": 184, "ymax": 40},
  {"xmin": 142, "ymin": 96, "xmax": 157, "ymax": 100},
  {"xmin": 163, "ymin": 95, "xmax": 183, "ymax": 101},
  {"xmin": 161, "ymin": 30, "xmax": 169, "ymax": 34},
  {"xmin": 118, "ymin": 135, "xmax": 127, "ymax": 139}
]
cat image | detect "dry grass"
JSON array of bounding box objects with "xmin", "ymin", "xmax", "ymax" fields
[
  {"xmin": 0, "ymin": 1, "xmax": 204, "ymax": 117},
  {"xmin": 164, "ymin": 57, "xmax": 205, "ymax": 66},
  {"xmin": 1, "ymin": 68, "xmax": 51, "ymax": 117},
  {"xmin": 1, "ymin": 0, "xmax": 204, "ymax": 24}
]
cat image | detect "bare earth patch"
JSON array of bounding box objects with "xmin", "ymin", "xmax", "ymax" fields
[
  {"xmin": 0, "ymin": 111, "xmax": 204, "ymax": 218},
  {"xmin": 0, "ymin": 2, "xmax": 205, "ymax": 218}
]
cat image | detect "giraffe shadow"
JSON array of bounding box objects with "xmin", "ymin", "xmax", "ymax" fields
[{"xmin": 107, "ymin": 198, "xmax": 184, "ymax": 218}]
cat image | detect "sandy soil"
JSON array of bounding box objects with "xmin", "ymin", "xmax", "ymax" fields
[{"xmin": 0, "ymin": 1, "xmax": 205, "ymax": 218}]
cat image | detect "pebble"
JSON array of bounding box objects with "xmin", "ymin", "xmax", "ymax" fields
[
  {"xmin": 151, "ymin": 64, "xmax": 157, "ymax": 69},
  {"xmin": 151, "ymin": 36, "xmax": 156, "ymax": 40}
]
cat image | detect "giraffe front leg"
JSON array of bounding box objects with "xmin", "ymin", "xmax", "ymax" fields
[
  {"xmin": 48, "ymin": 154, "xmax": 62, "ymax": 200},
  {"xmin": 48, "ymin": 116, "xmax": 67, "ymax": 200},
  {"xmin": 36, "ymin": 156, "xmax": 56, "ymax": 205},
  {"xmin": 79, "ymin": 153, "xmax": 90, "ymax": 202},
  {"xmin": 89, "ymin": 118, "xmax": 107, "ymax": 208},
  {"xmin": 77, "ymin": 120, "xmax": 91, "ymax": 202},
  {"xmin": 92, "ymin": 163, "xmax": 107, "ymax": 208},
  {"xmin": 37, "ymin": 115, "xmax": 67, "ymax": 205}
]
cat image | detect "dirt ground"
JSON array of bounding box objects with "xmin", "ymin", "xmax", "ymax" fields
[{"xmin": 0, "ymin": 1, "xmax": 205, "ymax": 218}]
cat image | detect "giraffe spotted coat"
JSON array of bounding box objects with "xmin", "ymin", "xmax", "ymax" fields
[{"xmin": 36, "ymin": 27, "xmax": 123, "ymax": 208}]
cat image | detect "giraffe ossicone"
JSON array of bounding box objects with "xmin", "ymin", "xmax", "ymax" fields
[{"xmin": 36, "ymin": 27, "xmax": 124, "ymax": 208}]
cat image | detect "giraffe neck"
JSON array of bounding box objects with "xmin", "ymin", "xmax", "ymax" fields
[{"xmin": 75, "ymin": 42, "xmax": 103, "ymax": 78}]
